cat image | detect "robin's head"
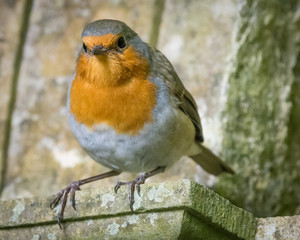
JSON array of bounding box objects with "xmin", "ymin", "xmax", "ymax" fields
[{"xmin": 77, "ymin": 19, "xmax": 150, "ymax": 87}]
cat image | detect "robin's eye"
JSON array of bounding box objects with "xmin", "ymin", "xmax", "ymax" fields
[
  {"xmin": 117, "ymin": 36, "xmax": 126, "ymax": 49},
  {"xmin": 83, "ymin": 43, "xmax": 88, "ymax": 53}
]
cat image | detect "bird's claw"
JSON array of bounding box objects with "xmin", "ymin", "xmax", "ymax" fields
[
  {"xmin": 114, "ymin": 174, "xmax": 146, "ymax": 211},
  {"xmin": 114, "ymin": 181, "xmax": 121, "ymax": 194},
  {"xmin": 50, "ymin": 181, "xmax": 80, "ymax": 228}
]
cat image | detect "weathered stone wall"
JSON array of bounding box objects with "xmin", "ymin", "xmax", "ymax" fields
[
  {"xmin": 215, "ymin": 0, "xmax": 300, "ymax": 217},
  {"xmin": 0, "ymin": 0, "xmax": 29, "ymax": 200},
  {"xmin": 0, "ymin": 0, "xmax": 238, "ymax": 200}
]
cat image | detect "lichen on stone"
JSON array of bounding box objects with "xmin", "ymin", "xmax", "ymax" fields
[
  {"xmin": 11, "ymin": 201, "xmax": 25, "ymax": 223},
  {"xmin": 147, "ymin": 213, "xmax": 158, "ymax": 226},
  {"xmin": 107, "ymin": 222, "xmax": 120, "ymax": 235},
  {"xmin": 100, "ymin": 193, "xmax": 115, "ymax": 207},
  {"xmin": 147, "ymin": 185, "xmax": 171, "ymax": 202}
]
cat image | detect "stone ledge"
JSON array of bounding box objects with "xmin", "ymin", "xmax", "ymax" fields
[
  {"xmin": 0, "ymin": 180, "xmax": 257, "ymax": 239},
  {"xmin": 256, "ymin": 216, "xmax": 300, "ymax": 240}
]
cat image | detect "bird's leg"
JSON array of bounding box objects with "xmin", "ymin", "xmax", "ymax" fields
[
  {"xmin": 50, "ymin": 170, "xmax": 120, "ymax": 229},
  {"xmin": 114, "ymin": 166, "xmax": 165, "ymax": 211}
]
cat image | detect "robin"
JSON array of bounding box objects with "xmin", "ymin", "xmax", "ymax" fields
[{"xmin": 50, "ymin": 19, "xmax": 234, "ymax": 228}]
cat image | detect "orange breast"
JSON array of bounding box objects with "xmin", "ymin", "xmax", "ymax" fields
[{"xmin": 70, "ymin": 49, "xmax": 157, "ymax": 135}]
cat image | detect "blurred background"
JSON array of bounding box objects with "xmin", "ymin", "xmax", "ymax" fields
[{"xmin": 0, "ymin": 0, "xmax": 299, "ymax": 218}]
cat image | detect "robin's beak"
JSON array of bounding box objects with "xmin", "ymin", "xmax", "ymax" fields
[{"xmin": 93, "ymin": 45, "xmax": 108, "ymax": 55}]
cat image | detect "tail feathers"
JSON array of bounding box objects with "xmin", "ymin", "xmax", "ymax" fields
[{"xmin": 190, "ymin": 144, "xmax": 234, "ymax": 176}]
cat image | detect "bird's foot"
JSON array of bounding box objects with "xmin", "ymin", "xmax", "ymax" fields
[
  {"xmin": 114, "ymin": 166, "xmax": 165, "ymax": 211},
  {"xmin": 50, "ymin": 181, "xmax": 80, "ymax": 229},
  {"xmin": 50, "ymin": 170, "xmax": 120, "ymax": 229},
  {"xmin": 114, "ymin": 174, "xmax": 147, "ymax": 211}
]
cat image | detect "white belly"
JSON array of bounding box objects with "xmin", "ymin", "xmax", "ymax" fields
[{"xmin": 68, "ymin": 105, "xmax": 197, "ymax": 173}]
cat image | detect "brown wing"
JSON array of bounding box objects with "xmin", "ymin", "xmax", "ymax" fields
[{"xmin": 150, "ymin": 47, "xmax": 204, "ymax": 142}]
